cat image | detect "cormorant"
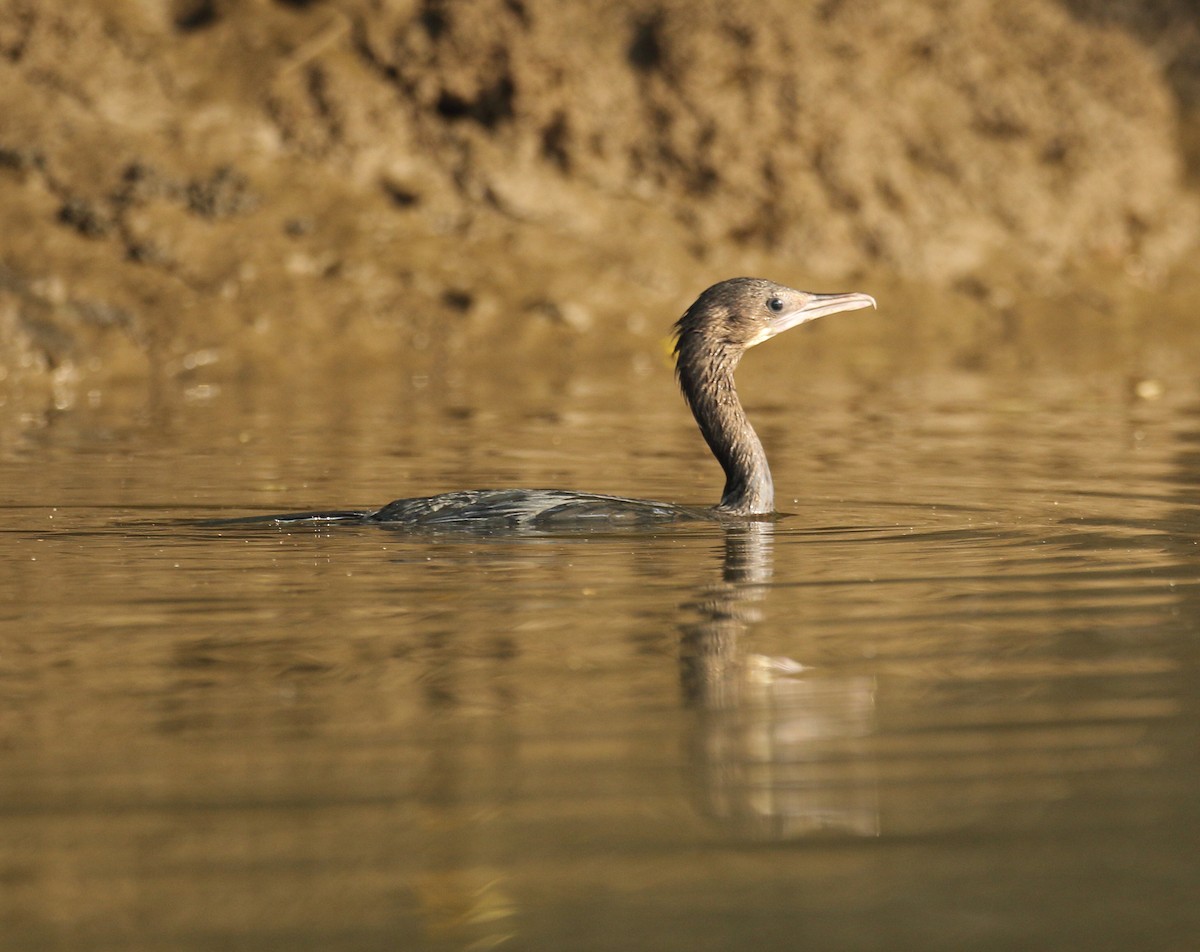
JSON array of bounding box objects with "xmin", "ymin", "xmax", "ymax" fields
[{"xmin": 224, "ymin": 278, "xmax": 875, "ymax": 529}]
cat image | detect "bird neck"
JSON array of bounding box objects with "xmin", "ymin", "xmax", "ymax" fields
[{"xmin": 678, "ymin": 348, "xmax": 774, "ymax": 515}]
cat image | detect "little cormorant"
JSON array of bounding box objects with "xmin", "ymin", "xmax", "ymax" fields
[{"xmin": 228, "ymin": 278, "xmax": 875, "ymax": 529}]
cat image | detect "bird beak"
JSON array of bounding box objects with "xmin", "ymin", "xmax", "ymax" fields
[{"xmin": 768, "ymin": 291, "xmax": 877, "ymax": 338}]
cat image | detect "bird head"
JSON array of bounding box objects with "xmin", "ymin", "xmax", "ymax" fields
[{"xmin": 674, "ymin": 277, "xmax": 877, "ymax": 361}]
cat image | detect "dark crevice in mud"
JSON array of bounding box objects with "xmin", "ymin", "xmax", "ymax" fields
[
  {"xmin": 184, "ymin": 167, "xmax": 260, "ymax": 220},
  {"xmin": 381, "ymin": 180, "xmax": 421, "ymax": 208},
  {"xmin": 434, "ymin": 68, "xmax": 517, "ymax": 129},
  {"xmin": 304, "ymin": 64, "xmax": 344, "ymax": 145},
  {"xmin": 173, "ymin": 0, "xmax": 219, "ymax": 33},
  {"xmin": 628, "ymin": 11, "xmax": 666, "ymax": 73},
  {"xmin": 57, "ymin": 198, "xmax": 113, "ymax": 240}
]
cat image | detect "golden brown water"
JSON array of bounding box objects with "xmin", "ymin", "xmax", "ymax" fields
[{"xmin": 2, "ymin": 303, "xmax": 1199, "ymax": 951}]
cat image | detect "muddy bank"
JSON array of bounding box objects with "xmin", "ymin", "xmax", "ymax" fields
[{"xmin": 0, "ymin": 0, "xmax": 1197, "ymax": 397}]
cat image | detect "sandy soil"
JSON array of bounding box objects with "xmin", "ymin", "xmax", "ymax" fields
[{"xmin": 1, "ymin": 0, "xmax": 1198, "ymax": 396}]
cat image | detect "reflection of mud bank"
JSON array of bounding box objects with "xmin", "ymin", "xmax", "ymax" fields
[{"xmin": 1, "ymin": 0, "xmax": 1197, "ymax": 387}]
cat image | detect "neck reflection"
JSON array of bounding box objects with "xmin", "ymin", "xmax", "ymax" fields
[{"xmin": 679, "ymin": 521, "xmax": 881, "ymax": 840}]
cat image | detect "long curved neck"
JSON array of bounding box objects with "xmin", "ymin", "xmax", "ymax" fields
[{"xmin": 677, "ymin": 343, "xmax": 774, "ymax": 515}]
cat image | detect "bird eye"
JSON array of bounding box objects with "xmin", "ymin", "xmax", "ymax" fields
[{"xmin": 767, "ymin": 297, "xmax": 784, "ymax": 312}]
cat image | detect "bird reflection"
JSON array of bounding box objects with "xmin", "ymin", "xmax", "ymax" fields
[{"xmin": 679, "ymin": 522, "xmax": 881, "ymax": 840}]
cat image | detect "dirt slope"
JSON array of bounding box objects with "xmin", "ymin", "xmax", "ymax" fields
[{"xmin": 0, "ymin": 0, "xmax": 1195, "ymax": 390}]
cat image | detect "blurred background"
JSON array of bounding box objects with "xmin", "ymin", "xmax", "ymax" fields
[{"xmin": 2, "ymin": 0, "xmax": 1199, "ymax": 411}]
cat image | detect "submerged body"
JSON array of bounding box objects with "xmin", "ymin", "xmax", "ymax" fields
[{"xmin": 222, "ymin": 278, "xmax": 875, "ymax": 530}]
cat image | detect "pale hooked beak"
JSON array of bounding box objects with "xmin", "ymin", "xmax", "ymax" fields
[{"xmin": 769, "ymin": 291, "xmax": 877, "ymax": 338}]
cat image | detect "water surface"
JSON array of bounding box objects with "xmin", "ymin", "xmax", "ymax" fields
[{"xmin": 1, "ymin": 312, "xmax": 1198, "ymax": 951}]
